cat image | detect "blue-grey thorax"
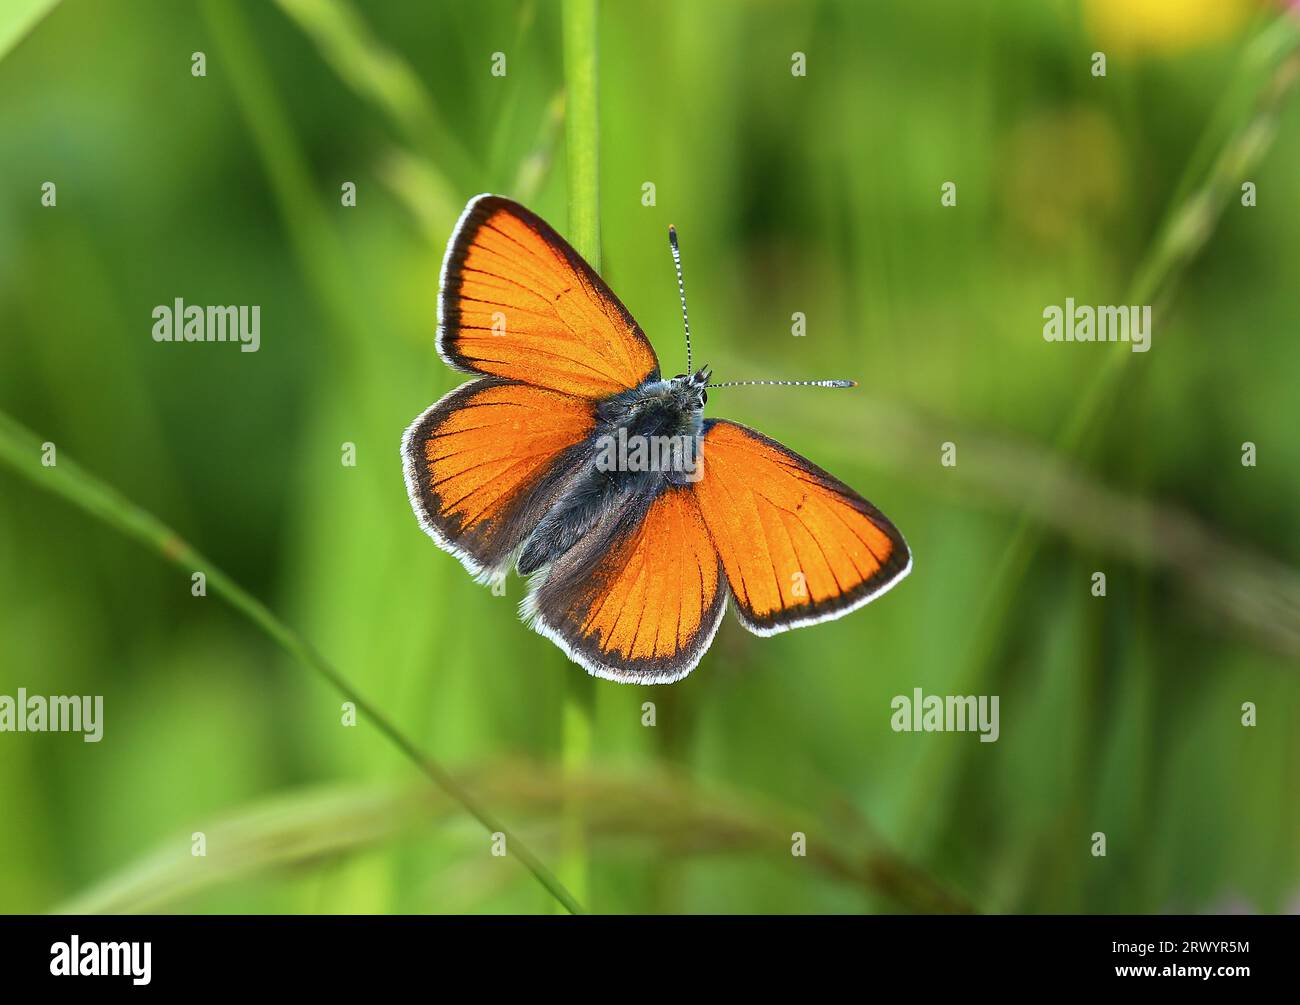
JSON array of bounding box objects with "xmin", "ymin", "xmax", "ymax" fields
[{"xmin": 516, "ymin": 372, "xmax": 708, "ymax": 576}]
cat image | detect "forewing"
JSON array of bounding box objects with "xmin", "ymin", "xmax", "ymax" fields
[{"xmin": 438, "ymin": 194, "xmax": 660, "ymax": 397}]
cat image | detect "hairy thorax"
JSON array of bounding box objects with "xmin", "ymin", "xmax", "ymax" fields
[{"xmin": 517, "ymin": 372, "xmax": 709, "ymax": 575}]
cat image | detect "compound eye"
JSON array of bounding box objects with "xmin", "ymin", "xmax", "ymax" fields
[
  {"xmin": 700, "ymin": 391, "xmax": 708, "ymax": 406},
  {"xmin": 672, "ymin": 373, "xmax": 687, "ymax": 381}
]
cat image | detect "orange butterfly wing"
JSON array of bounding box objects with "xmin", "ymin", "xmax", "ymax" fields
[
  {"xmin": 438, "ymin": 194, "xmax": 660, "ymax": 397},
  {"xmin": 692, "ymin": 419, "xmax": 910, "ymax": 635},
  {"xmin": 523, "ymin": 486, "xmax": 726, "ymax": 683},
  {"xmin": 402, "ymin": 377, "xmax": 596, "ymax": 581}
]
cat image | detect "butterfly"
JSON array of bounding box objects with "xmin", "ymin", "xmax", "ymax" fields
[{"xmin": 402, "ymin": 195, "xmax": 911, "ymax": 683}]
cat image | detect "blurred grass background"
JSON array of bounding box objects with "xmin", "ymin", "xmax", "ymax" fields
[{"xmin": 1, "ymin": 0, "xmax": 1298, "ymax": 914}]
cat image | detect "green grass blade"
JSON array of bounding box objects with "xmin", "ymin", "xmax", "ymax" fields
[
  {"xmin": 562, "ymin": 0, "xmax": 601, "ymax": 268},
  {"xmin": 274, "ymin": 0, "xmax": 479, "ymax": 191},
  {"xmin": 0, "ymin": 408, "xmax": 586, "ymax": 916},
  {"xmin": 556, "ymin": 0, "xmax": 603, "ymax": 911},
  {"xmin": 56, "ymin": 768, "xmax": 976, "ymax": 915},
  {"xmin": 0, "ymin": 0, "xmax": 60, "ymax": 64}
]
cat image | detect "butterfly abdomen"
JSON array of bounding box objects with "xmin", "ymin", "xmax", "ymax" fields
[{"xmin": 516, "ymin": 464, "xmax": 663, "ymax": 577}]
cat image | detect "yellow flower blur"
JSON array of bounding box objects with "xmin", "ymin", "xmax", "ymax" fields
[{"xmin": 1086, "ymin": 0, "xmax": 1261, "ymax": 54}]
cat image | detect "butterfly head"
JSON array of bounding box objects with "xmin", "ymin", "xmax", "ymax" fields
[{"xmin": 670, "ymin": 365, "xmax": 711, "ymax": 409}]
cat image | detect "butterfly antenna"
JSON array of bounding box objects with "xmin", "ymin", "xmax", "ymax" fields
[
  {"xmin": 668, "ymin": 225, "xmax": 692, "ymax": 374},
  {"xmin": 704, "ymin": 378, "xmax": 857, "ymax": 389}
]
